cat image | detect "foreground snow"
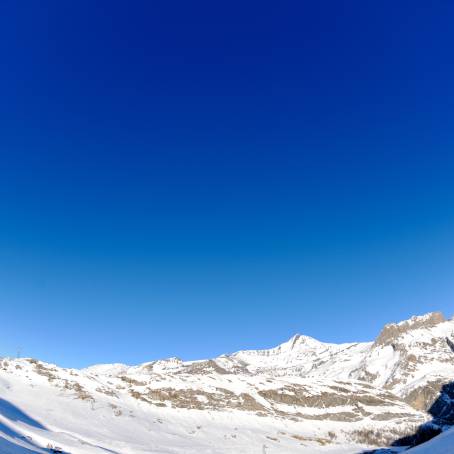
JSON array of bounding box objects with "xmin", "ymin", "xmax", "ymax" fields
[
  {"xmin": 0, "ymin": 361, "xmax": 387, "ymax": 454},
  {"xmin": 408, "ymin": 426, "xmax": 454, "ymax": 453},
  {"xmin": 0, "ymin": 381, "xmax": 370, "ymax": 454}
]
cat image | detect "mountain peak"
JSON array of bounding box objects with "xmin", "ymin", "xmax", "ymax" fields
[
  {"xmin": 374, "ymin": 311, "xmax": 446, "ymax": 346},
  {"xmin": 282, "ymin": 333, "xmax": 323, "ymax": 350}
]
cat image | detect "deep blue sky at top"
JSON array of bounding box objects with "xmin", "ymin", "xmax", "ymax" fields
[{"xmin": 0, "ymin": 1, "xmax": 454, "ymax": 367}]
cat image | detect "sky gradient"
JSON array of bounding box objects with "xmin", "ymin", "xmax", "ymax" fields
[{"xmin": 1, "ymin": 1, "xmax": 454, "ymax": 367}]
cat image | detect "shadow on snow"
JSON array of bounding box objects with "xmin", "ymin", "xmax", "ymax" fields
[
  {"xmin": 360, "ymin": 380, "xmax": 454, "ymax": 453},
  {"xmin": 0, "ymin": 397, "xmax": 122, "ymax": 453}
]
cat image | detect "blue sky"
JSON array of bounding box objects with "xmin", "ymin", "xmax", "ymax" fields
[{"xmin": 1, "ymin": 1, "xmax": 454, "ymax": 367}]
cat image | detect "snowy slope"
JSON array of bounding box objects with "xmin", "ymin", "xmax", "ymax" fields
[
  {"xmin": 1, "ymin": 312, "xmax": 453, "ymax": 453},
  {"xmin": 408, "ymin": 426, "xmax": 454, "ymax": 453}
]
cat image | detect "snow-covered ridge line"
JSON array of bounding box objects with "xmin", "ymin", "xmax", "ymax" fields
[{"xmin": 80, "ymin": 311, "xmax": 448, "ymax": 374}]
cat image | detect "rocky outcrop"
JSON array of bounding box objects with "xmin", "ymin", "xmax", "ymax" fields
[{"xmin": 374, "ymin": 312, "xmax": 445, "ymax": 347}]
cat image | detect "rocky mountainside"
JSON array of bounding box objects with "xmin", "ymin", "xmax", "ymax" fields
[{"xmin": 1, "ymin": 312, "xmax": 454, "ymax": 453}]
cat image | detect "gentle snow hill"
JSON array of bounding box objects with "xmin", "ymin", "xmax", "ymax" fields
[{"xmin": 0, "ymin": 312, "xmax": 454, "ymax": 453}]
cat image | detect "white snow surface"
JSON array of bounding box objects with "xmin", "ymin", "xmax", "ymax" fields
[{"xmin": 0, "ymin": 312, "xmax": 453, "ymax": 454}]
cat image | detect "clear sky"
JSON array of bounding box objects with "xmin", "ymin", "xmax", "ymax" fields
[{"xmin": 1, "ymin": 1, "xmax": 454, "ymax": 368}]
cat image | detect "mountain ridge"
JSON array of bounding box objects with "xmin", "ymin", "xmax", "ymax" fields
[{"xmin": 0, "ymin": 311, "xmax": 453, "ymax": 453}]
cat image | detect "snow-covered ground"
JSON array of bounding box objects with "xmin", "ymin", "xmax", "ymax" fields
[
  {"xmin": 408, "ymin": 426, "xmax": 454, "ymax": 453},
  {"xmin": 0, "ymin": 312, "xmax": 453, "ymax": 454}
]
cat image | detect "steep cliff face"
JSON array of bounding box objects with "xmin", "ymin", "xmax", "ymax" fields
[
  {"xmin": 0, "ymin": 312, "xmax": 453, "ymax": 454},
  {"xmin": 351, "ymin": 312, "xmax": 454, "ymax": 408}
]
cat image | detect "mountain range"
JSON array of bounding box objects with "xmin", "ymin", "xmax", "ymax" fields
[{"xmin": 1, "ymin": 312, "xmax": 454, "ymax": 453}]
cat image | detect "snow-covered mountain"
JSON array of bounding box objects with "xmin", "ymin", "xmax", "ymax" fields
[{"xmin": 1, "ymin": 312, "xmax": 454, "ymax": 453}]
